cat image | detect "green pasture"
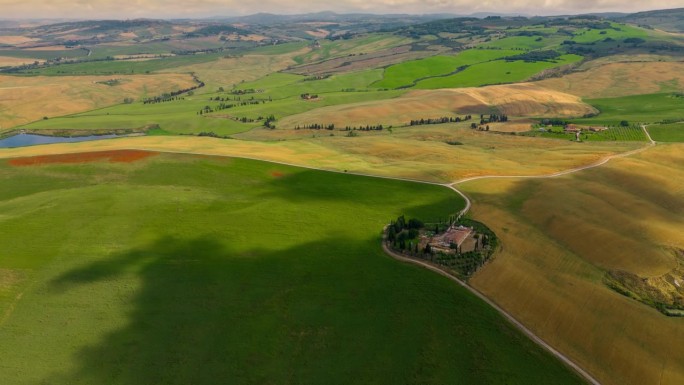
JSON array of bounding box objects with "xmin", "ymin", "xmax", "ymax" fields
[
  {"xmin": 236, "ymin": 69, "xmax": 385, "ymax": 99},
  {"xmin": 0, "ymin": 153, "xmax": 584, "ymax": 385},
  {"xmin": 0, "ymin": 48, "xmax": 89, "ymax": 60},
  {"xmin": 521, "ymin": 125, "xmax": 647, "ymax": 142},
  {"xmin": 575, "ymin": 93, "xmax": 684, "ymax": 126},
  {"xmin": 19, "ymin": 88, "xmax": 404, "ymax": 134},
  {"xmin": 571, "ymin": 23, "xmax": 649, "ymax": 44},
  {"xmin": 414, "ymin": 54, "xmax": 582, "ymax": 89},
  {"xmin": 14, "ymin": 53, "xmax": 224, "ymax": 75},
  {"xmin": 648, "ymin": 123, "xmax": 684, "ymax": 142},
  {"xmin": 374, "ymin": 49, "xmax": 518, "ymax": 89}
]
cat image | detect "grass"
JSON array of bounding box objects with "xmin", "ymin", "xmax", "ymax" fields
[
  {"xmin": 414, "ymin": 55, "xmax": 582, "ymax": 89},
  {"xmin": 236, "ymin": 69, "xmax": 385, "ymax": 99},
  {"xmin": 648, "ymin": 123, "xmax": 684, "ymax": 142},
  {"xmin": 571, "ymin": 23, "xmax": 649, "ymax": 44},
  {"xmin": 14, "ymin": 53, "xmax": 224, "ymax": 76},
  {"xmin": 19, "ymin": 89, "xmax": 404, "ymax": 135},
  {"xmin": 0, "ymin": 153, "xmax": 585, "ymax": 385},
  {"xmin": 575, "ymin": 93, "xmax": 684, "ymax": 126},
  {"xmin": 522, "ymin": 125, "xmax": 648, "ymax": 142},
  {"xmin": 0, "ymin": 48, "xmax": 89, "ymax": 60},
  {"xmin": 373, "ymin": 49, "xmax": 518, "ymax": 89},
  {"xmin": 479, "ymin": 35, "xmax": 563, "ymax": 50}
]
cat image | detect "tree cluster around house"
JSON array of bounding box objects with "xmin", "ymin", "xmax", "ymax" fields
[
  {"xmin": 385, "ymin": 214, "xmax": 498, "ymax": 278},
  {"xmin": 300, "ymin": 93, "xmax": 319, "ymax": 100}
]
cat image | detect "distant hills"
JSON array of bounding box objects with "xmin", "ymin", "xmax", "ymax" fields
[{"xmin": 611, "ymin": 8, "xmax": 684, "ymax": 33}]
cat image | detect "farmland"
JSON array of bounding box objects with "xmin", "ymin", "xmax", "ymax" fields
[
  {"xmin": 648, "ymin": 123, "xmax": 684, "ymax": 142},
  {"xmin": 1, "ymin": 9, "xmax": 684, "ymax": 385},
  {"xmin": 462, "ymin": 143, "xmax": 684, "ymax": 385},
  {"xmin": 0, "ymin": 152, "xmax": 584, "ymax": 385}
]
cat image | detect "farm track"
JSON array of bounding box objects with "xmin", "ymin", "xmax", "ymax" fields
[{"xmin": 1, "ymin": 126, "xmax": 655, "ymax": 385}]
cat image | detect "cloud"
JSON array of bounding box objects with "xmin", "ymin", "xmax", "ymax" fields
[{"xmin": 0, "ymin": 0, "xmax": 681, "ymax": 19}]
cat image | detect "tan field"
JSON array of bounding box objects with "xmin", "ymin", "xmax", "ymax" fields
[
  {"xmin": 163, "ymin": 52, "xmax": 303, "ymax": 89},
  {"xmin": 0, "ymin": 125, "xmax": 639, "ymax": 183},
  {"xmin": 0, "ymin": 73, "xmax": 196, "ymax": 130},
  {"xmin": 0, "ymin": 56, "xmax": 44, "ymax": 67},
  {"xmin": 463, "ymin": 143, "xmax": 684, "ymax": 385},
  {"xmin": 279, "ymin": 83, "xmax": 597, "ymax": 128},
  {"xmin": 0, "ymin": 36, "xmax": 37, "ymax": 45},
  {"xmin": 537, "ymin": 61, "xmax": 684, "ymax": 98}
]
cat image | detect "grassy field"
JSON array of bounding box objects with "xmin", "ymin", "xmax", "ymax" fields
[
  {"xmin": 373, "ymin": 49, "xmax": 518, "ymax": 89},
  {"xmin": 522, "ymin": 125, "xmax": 648, "ymax": 142},
  {"xmin": 0, "ymin": 152, "xmax": 585, "ymax": 385},
  {"xmin": 415, "ymin": 55, "xmax": 582, "ymax": 89},
  {"xmin": 575, "ymin": 93, "xmax": 684, "ymax": 126},
  {"xmin": 462, "ymin": 143, "xmax": 684, "ymax": 385},
  {"xmin": 648, "ymin": 123, "xmax": 684, "ymax": 142},
  {"xmin": 571, "ymin": 23, "xmax": 649, "ymax": 44},
  {"xmin": 15, "ymin": 53, "xmax": 225, "ymax": 76}
]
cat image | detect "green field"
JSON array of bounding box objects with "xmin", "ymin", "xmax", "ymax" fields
[
  {"xmin": 236, "ymin": 69, "xmax": 385, "ymax": 99},
  {"xmin": 575, "ymin": 93, "xmax": 684, "ymax": 126},
  {"xmin": 415, "ymin": 54, "xmax": 582, "ymax": 89},
  {"xmin": 521, "ymin": 125, "xmax": 647, "ymax": 142},
  {"xmin": 647, "ymin": 123, "xmax": 684, "ymax": 142},
  {"xmin": 15, "ymin": 53, "xmax": 225, "ymax": 75},
  {"xmin": 479, "ymin": 35, "xmax": 563, "ymax": 50},
  {"xmin": 18, "ymin": 87, "xmax": 404, "ymax": 134},
  {"xmin": 0, "ymin": 48, "xmax": 89, "ymax": 60},
  {"xmin": 571, "ymin": 23, "xmax": 649, "ymax": 44},
  {"xmin": 373, "ymin": 49, "xmax": 518, "ymax": 89},
  {"xmin": 0, "ymin": 153, "xmax": 584, "ymax": 384}
]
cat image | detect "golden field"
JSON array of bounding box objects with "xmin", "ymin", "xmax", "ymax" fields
[
  {"xmin": 0, "ymin": 125, "xmax": 640, "ymax": 183},
  {"xmin": 278, "ymin": 83, "xmax": 598, "ymax": 128},
  {"xmin": 537, "ymin": 61, "xmax": 684, "ymax": 98},
  {"xmin": 464, "ymin": 143, "xmax": 684, "ymax": 385},
  {"xmin": 0, "ymin": 73, "xmax": 197, "ymax": 130}
]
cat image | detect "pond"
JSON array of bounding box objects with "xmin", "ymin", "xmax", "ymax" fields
[{"xmin": 0, "ymin": 133, "xmax": 123, "ymax": 149}]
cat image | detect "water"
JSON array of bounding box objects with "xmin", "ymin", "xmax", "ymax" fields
[{"xmin": 0, "ymin": 133, "xmax": 123, "ymax": 148}]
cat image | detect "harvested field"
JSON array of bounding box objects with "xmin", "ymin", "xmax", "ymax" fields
[
  {"xmin": 0, "ymin": 73, "xmax": 196, "ymax": 129},
  {"xmin": 279, "ymin": 83, "xmax": 597, "ymax": 128},
  {"xmin": 537, "ymin": 61, "xmax": 684, "ymax": 98},
  {"xmin": 7, "ymin": 150, "xmax": 156, "ymax": 166},
  {"xmin": 463, "ymin": 143, "xmax": 684, "ymax": 385},
  {"xmin": 0, "ymin": 36, "xmax": 37, "ymax": 45}
]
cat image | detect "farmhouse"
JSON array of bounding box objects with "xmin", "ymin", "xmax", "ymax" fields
[{"xmin": 429, "ymin": 225, "xmax": 475, "ymax": 253}]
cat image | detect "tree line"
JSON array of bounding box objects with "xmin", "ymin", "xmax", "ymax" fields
[
  {"xmin": 408, "ymin": 115, "xmax": 472, "ymax": 126},
  {"xmin": 143, "ymin": 73, "xmax": 205, "ymax": 105}
]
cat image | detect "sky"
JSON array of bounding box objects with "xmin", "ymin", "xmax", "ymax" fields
[{"xmin": 0, "ymin": 0, "xmax": 682, "ymax": 19}]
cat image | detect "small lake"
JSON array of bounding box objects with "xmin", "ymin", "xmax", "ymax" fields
[{"xmin": 0, "ymin": 133, "xmax": 123, "ymax": 149}]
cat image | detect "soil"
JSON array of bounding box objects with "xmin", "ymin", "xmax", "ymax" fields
[{"xmin": 7, "ymin": 150, "xmax": 157, "ymax": 166}]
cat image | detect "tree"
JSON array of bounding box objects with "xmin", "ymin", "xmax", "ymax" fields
[{"xmin": 620, "ymin": 120, "xmax": 629, "ymax": 127}]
